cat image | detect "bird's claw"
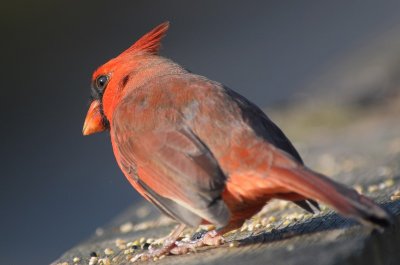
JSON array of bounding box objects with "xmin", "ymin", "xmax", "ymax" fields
[
  {"xmin": 170, "ymin": 230, "xmax": 225, "ymax": 255},
  {"xmin": 130, "ymin": 245, "xmax": 170, "ymax": 263},
  {"xmin": 130, "ymin": 230, "xmax": 225, "ymax": 262}
]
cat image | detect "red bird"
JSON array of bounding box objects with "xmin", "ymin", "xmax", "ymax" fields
[{"xmin": 83, "ymin": 22, "xmax": 392, "ymax": 260}]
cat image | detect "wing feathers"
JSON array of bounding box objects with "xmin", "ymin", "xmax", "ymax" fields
[{"xmin": 112, "ymin": 108, "xmax": 230, "ymax": 227}]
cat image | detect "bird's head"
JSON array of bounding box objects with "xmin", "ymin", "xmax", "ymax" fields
[{"xmin": 82, "ymin": 21, "xmax": 170, "ymax": 135}]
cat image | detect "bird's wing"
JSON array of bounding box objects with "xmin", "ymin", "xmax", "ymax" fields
[
  {"xmin": 224, "ymin": 86, "xmax": 319, "ymax": 212},
  {"xmin": 224, "ymin": 87, "xmax": 303, "ymax": 163},
  {"xmin": 112, "ymin": 100, "xmax": 230, "ymax": 228}
]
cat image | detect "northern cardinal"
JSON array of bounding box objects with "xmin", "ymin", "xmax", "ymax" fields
[{"xmin": 83, "ymin": 22, "xmax": 392, "ymax": 260}]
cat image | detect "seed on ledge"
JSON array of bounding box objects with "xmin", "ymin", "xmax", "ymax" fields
[
  {"xmin": 205, "ymin": 225, "xmax": 216, "ymax": 231},
  {"xmin": 146, "ymin": 238, "xmax": 155, "ymax": 244},
  {"xmin": 120, "ymin": 222, "xmax": 134, "ymax": 233},
  {"xmin": 72, "ymin": 257, "xmax": 80, "ymax": 263},
  {"xmin": 142, "ymin": 243, "xmax": 151, "ymax": 250},
  {"xmin": 115, "ymin": 238, "xmax": 127, "ymax": 250},
  {"xmin": 390, "ymin": 189, "xmax": 400, "ymax": 201},
  {"xmin": 136, "ymin": 206, "xmax": 151, "ymax": 218},
  {"xmin": 90, "ymin": 252, "xmax": 98, "ymax": 257},
  {"xmin": 384, "ymin": 178, "xmax": 394, "ymax": 188},
  {"xmin": 124, "ymin": 248, "xmax": 133, "ymax": 255},
  {"xmin": 100, "ymin": 258, "xmax": 110, "ymax": 265},
  {"xmin": 353, "ymin": 185, "xmax": 363, "ymax": 194},
  {"xmin": 95, "ymin": 228, "xmax": 104, "ymax": 236},
  {"xmin": 131, "ymin": 245, "xmax": 139, "ymax": 250},
  {"xmin": 368, "ymin": 185, "xmax": 379, "ymax": 193},
  {"xmin": 229, "ymin": 241, "xmax": 239, "ymax": 248},
  {"xmin": 89, "ymin": 257, "xmax": 98, "ymax": 265},
  {"xmin": 115, "ymin": 238, "xmax": 126, "ymax": 245},
  {"xmin": 104, "ymin": 248, "xmax": 114, "ymax": 255},
  {"xmin": 117, "ymin": 244, "xmax": 126, "ymax": 250}
]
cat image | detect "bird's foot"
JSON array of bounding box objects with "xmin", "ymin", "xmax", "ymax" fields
[
  {"xmin": 130, "ymin": 228, "xmax": 224, "ymax": 262},
  {"xmin": 170, "ymin": 230, "xmax": 225, "ymax": 255},
  {"xmin": 130, "ymin": 237, "xmax": 176, "ymax": 262}
]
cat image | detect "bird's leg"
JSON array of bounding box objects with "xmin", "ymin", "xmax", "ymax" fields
[
  {"xmin": 169, "ymin": 221, "xmax": 245, "ymax": 255},
  {"xmin": 130, "ymin": 223, "xmax": 186, "ymax": 262},
  {"xmin": 169, "ymin": 229, "xmax": 225, "ymax": 255}
]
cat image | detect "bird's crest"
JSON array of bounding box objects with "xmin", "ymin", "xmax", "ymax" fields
[{"xmin": 122, "ymin": 21, "xmax": 170, "ymax": 55}]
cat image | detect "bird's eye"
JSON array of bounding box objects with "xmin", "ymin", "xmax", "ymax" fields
[{"xmin": 95, "ymin": 75, "xmax": 109, "ymax": 92}]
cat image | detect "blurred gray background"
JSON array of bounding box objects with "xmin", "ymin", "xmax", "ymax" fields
[{"xmin": 2, "ymin": 1, "xmax": 400, "ymax": 264}]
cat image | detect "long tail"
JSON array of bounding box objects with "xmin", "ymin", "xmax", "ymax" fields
[{"xmin": 270, "ymin": 164, "xmax": 394, "ymax": 228}]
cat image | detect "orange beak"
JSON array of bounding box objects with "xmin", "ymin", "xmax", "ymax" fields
[{"xmin": 82, "ymin": 100, "xmax": 107, "ymax": 135}]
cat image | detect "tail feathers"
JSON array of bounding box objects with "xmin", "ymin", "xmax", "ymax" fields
[
  {"xmin": 294, "ymin": 199, "xmax": 320, "ymax": 213},
  {"xmin": 271, "ymin": 166, "xmax": 394, "ymax": 229}
]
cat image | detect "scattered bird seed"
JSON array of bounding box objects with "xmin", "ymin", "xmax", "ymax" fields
[
  {"xmin": 136, "ymin": 206, "xmax": 151, "ymax": 218},
  {"xmin": 104, "ymin": 248, "xmax": 114, "ymax": 256},
  {"xmin": 146, "ymin": 238, "xmax": 155, "ymax": 244},
  {"xmin": 286, "ymin": 245, "xmax": 294, "ymax": 251},
  {"xmin": 115, "ymin": 238, "xmax": 126, "ymax": 245},
  {"xmin": 181, "ymin": 237, "xmax": 191, "ymax": 243},
  {"xmin": 89, "ymin": 257, "xmax": 98, "ymax": 265},
  {"xmin": 120, "ymin": 222, "xmax": 134, "ymax": 233},
  {"xmin": 229, "ymin": 241, "xmax": 239, "ymax": 248},
  {"xmin": 95, "ymin": 228, "xmax": 104, "ymax": 237},
  {"xmin": 368, "ymin": 185, "xmax": 379, "ymax": 193},
  {"xmin": 115, "ymin": 238, "xmax": 127, "ymax": 250},
  {"xmin": 72, "ymin": 257, "xmax": 80, "ymax": 263},
  {"xmin": 205, "ymin": 225, "xmax": 216, "ymax": 231},
  {"xmin": 124, "ymin": 248, "xmax": 133, "ymax": 255},
  {"xmin": 90, "ymin": 252, "xmax": 98, "ymax": 257},
  {"xmin": 131, "ymin": 245, "xmax": 139, "ymax": 250},
  {"xmin": 100, "ymin": 258, "xmax": 110, "ymax": 265},
  {"xmin": 265, "ymin": 223, "xmax": 274, "ymax": 230},
  {"xmin": 142, "ymin": 243, "xmax": 151, "ymax": 250},
  {"xmin": 117, "ymin": 244, "xmax": 126, "ymax": 250},
  {"xmin": 260, "ymin": 218, "xmax": 268, "ymax": 226},
  {"xmin": 384, "ymin": 178, "xmax": 394, "ymax": 188},
  {"xmin": 139, "ymin": 237, "xmax": 146, "ymax": 244},
  {"xmin": 391, "ymin": 189, "xmax": 400, "ymax": 201},
  {"xmin": 353, "ymin": 184, "xmax": 363, "ymax": 194}
]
